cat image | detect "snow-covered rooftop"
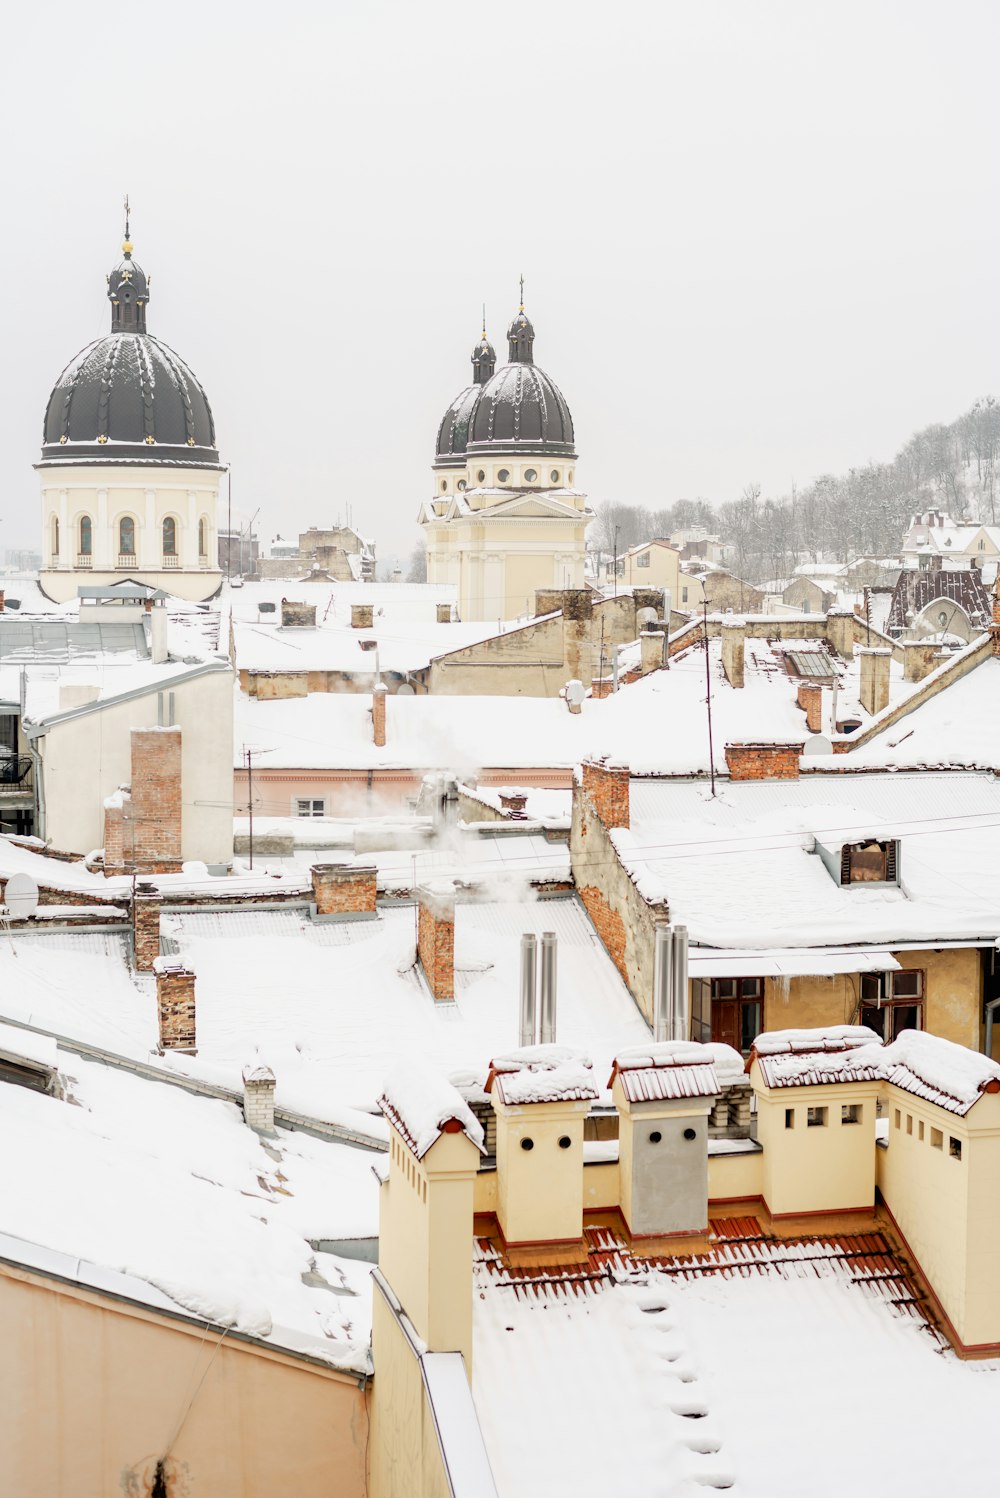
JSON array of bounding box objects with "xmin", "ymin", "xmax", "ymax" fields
[{"xmin": 622, "ymin": 771, "xmax": 1000, "ymax": 948}]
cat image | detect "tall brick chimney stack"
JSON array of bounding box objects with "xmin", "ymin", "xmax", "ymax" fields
[
  {"xmin": 132, "ymin": 885, "xmax": 161, "ymax": 971},
  {"xmin": 796, "ymin": 683, "xmax": 823, "ymax": 734},
  {"xmin": 858, "ymin": 647, "xmax": 891, "ymax": 716},
  {"xmin": 129, "ymin": 727, "xmax": 183, "ymax": 873},
  {"xmin": 372, "ymin": 682, "xmax": 387, "ymax": 747},
  {"xmin": 351, "ymin": 603, "xmax": 374, "ymax": 629},
  {"xmin": 640, "ymin": 629, "xmax": 665, "ymax": 676},
  {"xmin": 154, "ymin": 960, "xmax": 197, "ymax": 1053},
  {"xmin": 417, "ymin": 883, "xmax": 456, "ymax": 1002},
  {"xmin": 581, "ymin": 759, "xmax": 630, "ymax": 830},
  {"xmin": 721, "ymin": 619, "xmax": 746, "ymax": 688}
]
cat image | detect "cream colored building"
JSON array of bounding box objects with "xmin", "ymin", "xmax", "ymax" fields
[
  {"xmin": 37, "ymin": 223, "xmax": 223, "ymax": 603},
  {"xmin": 420, "ymin": 307, "xmax": 592, "ymax": 621}
]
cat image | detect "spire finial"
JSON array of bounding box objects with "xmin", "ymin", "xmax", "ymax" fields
[
  {"xmin": 519, "ymin": 273, "xmax": 524, "ymax": 313},
  {"xmin": 482, "ymin": 302, "xmax": 487, "ymax": 340},
  {"xmin": 122, "ymin": 193, "xmax": 133, "ymax": 255}
]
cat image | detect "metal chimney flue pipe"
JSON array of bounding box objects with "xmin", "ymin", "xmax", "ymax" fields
[
  {"xmin": 519, "ymin": 933, "xmax": 538, "ymax": 1048},
  {"xmin": 671, "ymin": 924, "xmax": 689, "ymax": 1041},
  {"xmin": 539, "ymin": 931, "xmax": 558, "ymax": 1045},
  {"xmin": 653, "ymin": 923, "xmax": 673, "ymax": 1043}
]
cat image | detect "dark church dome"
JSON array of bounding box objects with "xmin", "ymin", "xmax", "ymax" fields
[
  {"xmin": 467, "ymin": 362, "xmax": 575, "ymax": 458},
  {"xmin": 39, "ymin": 228, "xmax": 220, "ymax": 468},
  {"xmin": 435, "ymin": 383, "xmax": 479, "ymax": 466}
]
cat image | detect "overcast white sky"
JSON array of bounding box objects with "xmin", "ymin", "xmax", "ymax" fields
[{"xmin": 1, "ymin": 0, "xmax": 997, "ymax": 565}]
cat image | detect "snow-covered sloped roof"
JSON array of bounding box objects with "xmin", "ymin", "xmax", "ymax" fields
[
  {"xmin": 0, "ymin": 898, "xmax": 650, "ymax": 1117},
  {"xmin": 845, "ymin": 654, "xmax": 1000, "ymax": 770},
  {"xmin": 622, "ymin": 771, "xmax": 1000, "ymax": 948},
  {"xmin": 487, "ymin": 1046, "xmax": 598, "ymax": 1105},
  {"xmin": 232, "ymin": 634, "xmax": 918, "ymax": 776},
  {"xmin": 0, "ymin": 1037, "xmax": 375, "ymax": 1368},
  {"xmin": 878, "ymin": 1030, "xmax": 1000, "ymax": 1116},
  {"xmin": 379, "ymin": 1063, "xmax": 485, "ymax": 1157},
  {"xmin": 471, "ymin": 1219, "xmax": 999, "ymax": 1495}
]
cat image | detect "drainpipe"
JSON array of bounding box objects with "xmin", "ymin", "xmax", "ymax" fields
[
  {"xmin": 23, "ymin": 717, "xmax": 46, "ymax": 843},
  {"xmin": 985, "ymin": 996, "xmax": 1000, "ymax": 1060}
]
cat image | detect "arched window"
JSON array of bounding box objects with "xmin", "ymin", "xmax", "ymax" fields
[
  {"xmin": 79, "ymin": 516, "xmax": 92, "ymax": 556},
  {"xmin": 52, "ymin": 515, "xmax": 60, "ymax": 557},
  {"xmin": 198, "ymin": 518, "xmax": 207, "ymax": 558},
  {"xmin": 119, "ymin": 517, "xmax": 135, "ymax": 556},
  {"xmin": 162, "ymin": 517, "xmax": 177, "ymax": 557}
]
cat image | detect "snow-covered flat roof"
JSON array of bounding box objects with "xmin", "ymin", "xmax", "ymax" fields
[{"xmin": 623, "ymin": 771, "xmax": 1000, "ymax": 948}]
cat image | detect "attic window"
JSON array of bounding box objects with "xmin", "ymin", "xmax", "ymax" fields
[
  {"xmin": 783, "ymin": 649, "xmax": 837, "ymax": 681},
  {"xmin": 637, "ymin": 551, "xmax": 651, "ymax": 568},
  {"xmin": 840, "ymin": 839, "xmax": 898, "ymax": 884}
]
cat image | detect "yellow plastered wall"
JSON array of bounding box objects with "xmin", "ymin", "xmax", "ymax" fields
[
  {"xmin": 378, "ymin": 1126, "xmax": 479, "ymax": 1366},
  {"xmin": 493, "ymin": 1094, "xmax": 590, "ymax": 1244},
  {"xmin": 761, "ymin": 950, "xmax": 982, "ymax": 1051},
  {"xmin": 370, "ymin": 1294, "xmax": 454, "ymax": 1498},
  {"xmin": 751, "ymin": 1064, "xmax": 881, "ymax": 1217},
  {"xmin": 877, "ymin": 1085, "xmax": 1000, "ymax": 1349},
  {"xmin": 0, "ymin": 1265, "xmax": 366, "ymax": 1498},
  {"xmin": 708, "ymin": 1146, "xmax": 764, "ymax": 1202}
]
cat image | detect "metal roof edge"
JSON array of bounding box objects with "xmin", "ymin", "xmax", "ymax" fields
[{"xmin": 24, "ymin": 658, "xmax": 231, "ymax": 735}]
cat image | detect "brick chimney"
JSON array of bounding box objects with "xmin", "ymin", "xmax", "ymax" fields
[
  {"xmin": 242, "ymin": 1061, "xmax": 276, "ymax": 1134},
  {"xmin": 132, "ymin": 886, "xmax": 161, "ymax": 972},
  {"xmin": 721, "ymin": 619, "xmax": 746, "ymax": 688},
  {"xmin": 351, "ymin": 603, "xmax": 374, "ymax": 629},
  {"xmin": 796, "ymin": 683, "xmax": 823, "ymax": 733},
  {"xmin": 581, "ymin": 759, "xmax": 630, "ymax": 828},
  {"xmin": 372, "ymin": 682, "xmax": 387, "ymax": 747},
  {"xmin": 725, "ymin": 743, "xmax": 803, "ymax": 781},
  {"xmin": 310, "ymin": 863, "xmax": 377, "ymax": 918},
  {"xmin": 103, "ymin": 788, "xmax": 129, "ymax": 873},
  {"xmin": 903, "ymin": 640, "xmax": 943, "ymax": 683},
  {"xmin": 561, "ymin": 589, "xmax": 594, "ymax": 686},
  {"xmin": 417, "ymin": 884, "xmax": 455, "ymax": 1002},
  {"xmin": 640, "ymin": 629, "xmax": 665, "ymax": 675},
  {"xmin": 128, "ymin": 727, "xmax": 182, "ymax": 873},
  {"xmin": 280, "ymin": 600, "xmax": 317, "ymax": 628},
  {"xmin": 0, "ymin": 590, "xmax": 6, "ymax": 613},
  {"xmin": 498, "ymin": 791, "xmax": 528, "ymax": 819},
  {"xmin": 436, "ymin": 602, "xmax": 452, "ymax": 623},
  {"xmin": 858, "ymin": 646, "xmax": 892, "ymax": 715},
  {"xmin": 824, "ymin": 608, "xmax": 856, "ymax": 658},
  {"xmin": 154, "ymin": 961, "xmax": 196, "ymax": 1053}
]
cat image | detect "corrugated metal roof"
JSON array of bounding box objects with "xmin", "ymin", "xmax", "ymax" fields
[
  {"xmin": 0, "ymin": 619, "xmax": 148, "ymax": 661},
  {"xmin": 617, "ymin": 1063, "xmax": 719, "ymax": 1102}
]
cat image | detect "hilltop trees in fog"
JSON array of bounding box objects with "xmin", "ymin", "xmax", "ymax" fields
[{"xmin": 591, "ymin": 394, "xmax": 1000, "ymax": 583}]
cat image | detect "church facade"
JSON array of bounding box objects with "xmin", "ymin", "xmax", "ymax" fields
[
  {"xmin": 37, "ymin": 224, "xmax": 223, "ymax": 603},
  {"xmin": 419, "ymin": 301, "xmax": 592, "ymax": 622}
]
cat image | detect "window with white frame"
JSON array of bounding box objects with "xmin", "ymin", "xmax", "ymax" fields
[{"xmin": 294, "ymin": 798, "xmax": 326, "ymax": 818}]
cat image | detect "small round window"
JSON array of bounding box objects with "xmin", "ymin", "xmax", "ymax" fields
[
  {"xmin": 550, "ymin": 469, "xmax": 560, "ymax": 484},
  {"xmin": 457, "ymin": 480, "xmax": 466, "ymax": 491},
  {"xmin": 477, "ymin": 470, "xmax": 486, "ymax": 483},
  {"xmin": 498, "ymin": 468, "xmax": 510, "ymax": 483},
  {"xmin": 440, "ymin": 480, "xmax": 447, "ymax": 492},
  {"xmin": 525, "ymin": 468, "xmax": 537, "ymax": 482}
]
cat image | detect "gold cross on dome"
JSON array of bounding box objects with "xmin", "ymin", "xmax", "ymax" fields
[{"xmin": 120, "ymin": 267, "xmax": 132, "ymax": 282}]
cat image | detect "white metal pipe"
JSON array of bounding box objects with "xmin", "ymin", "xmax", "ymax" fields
[
  {"xmin": 539, "ymin": 932, "xmax": 558, "ymax": 1045},
  {"xmin": 519, "ymin": 933, "xmax": 538, "ymax": 1048},
  {"xmin": 671, "ymin": 924, "xmax": 689, "ymax": 1041},
  {"xmin": 653, "ymin": 924, "xmax": 673, "ymax": 1043}
]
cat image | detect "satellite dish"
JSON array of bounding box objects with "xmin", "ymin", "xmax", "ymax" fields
[
  {"xmin": 4, "ymin": 874, "xmax": 39, "ymax": 918},
  {"xmin": 565, "ymin": 679, "xmax": 587, "ymax": 706},
  {"xmin": 396, "ymin": 683, "xmax": 415, "ymax": 696},
  {"xmin": 803, "ymin": 734, "xmax": 833, "ymax": 757}
]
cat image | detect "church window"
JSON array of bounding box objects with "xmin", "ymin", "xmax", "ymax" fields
[
  {"xmin": 79, "ymin": 516, "xmax": 92, "ymax": 556},
  {"xmin": 52, "ymin": 516, "xmax": 60, "ymax": 557},
  {"xmin": 440, "ymin": 480, "xmax": 447, "ymax": 492},
  {"xmin": 568, "ymin": 470, "xmax": 574, "ymax": 484},
  {"xmin": 457, "ymin": 480, "xmax": 466, "ymax": 492},
  {"xmin": 119, "ymin": 517, "xmax": 135, "ymax": 556},
  {"xmin": 524, "ymin": 468, "xmax": 537, "ymax": 482},
  {"xmin": 162, "ymin": 517, "xmax": 177, "ymax": 556},
  {"xmin": 198, "ymin": 518, "xmax": 207, "ymax": 558},
  {"xmin": 497, "ymin": 469, "xmax": 510, "ymax": 483},
  {"xmin": 477, "ymin": 470, "xmax": 485, "ymax": 483},
  {"xmin": 551, "ymin": 469, "xmax": 560, "ymax": 484}
]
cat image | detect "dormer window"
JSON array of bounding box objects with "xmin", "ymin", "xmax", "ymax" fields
[{"xmin": 840, "ymin": 839, "xmax": 898, "ymax": 885}]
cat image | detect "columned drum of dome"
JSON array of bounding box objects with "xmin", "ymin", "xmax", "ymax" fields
[
  {"xmin": 421, "ymin": 300, "xmax": 592, "ymax": 623},
  {"xmin": 37, "ymin": 225, "xmax": 224, "ymax": 605}
]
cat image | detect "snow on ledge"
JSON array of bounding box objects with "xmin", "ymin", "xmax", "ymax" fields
[
  {"xmin": 379, "ymin": 1063, "xmax": 485, "ymax": 1159},
  {"xmin": 486, "ymin": 1044, "xmax": 598, "ymax": 1105}
]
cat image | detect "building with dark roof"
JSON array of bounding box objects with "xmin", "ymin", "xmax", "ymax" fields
[
  {"xmin": 420, "ymin": 295, "xmax": 592, "ymax": 622},
  {"xmin": 37, "ymin": 214, "xmax": 224, "ymax": 604}
]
